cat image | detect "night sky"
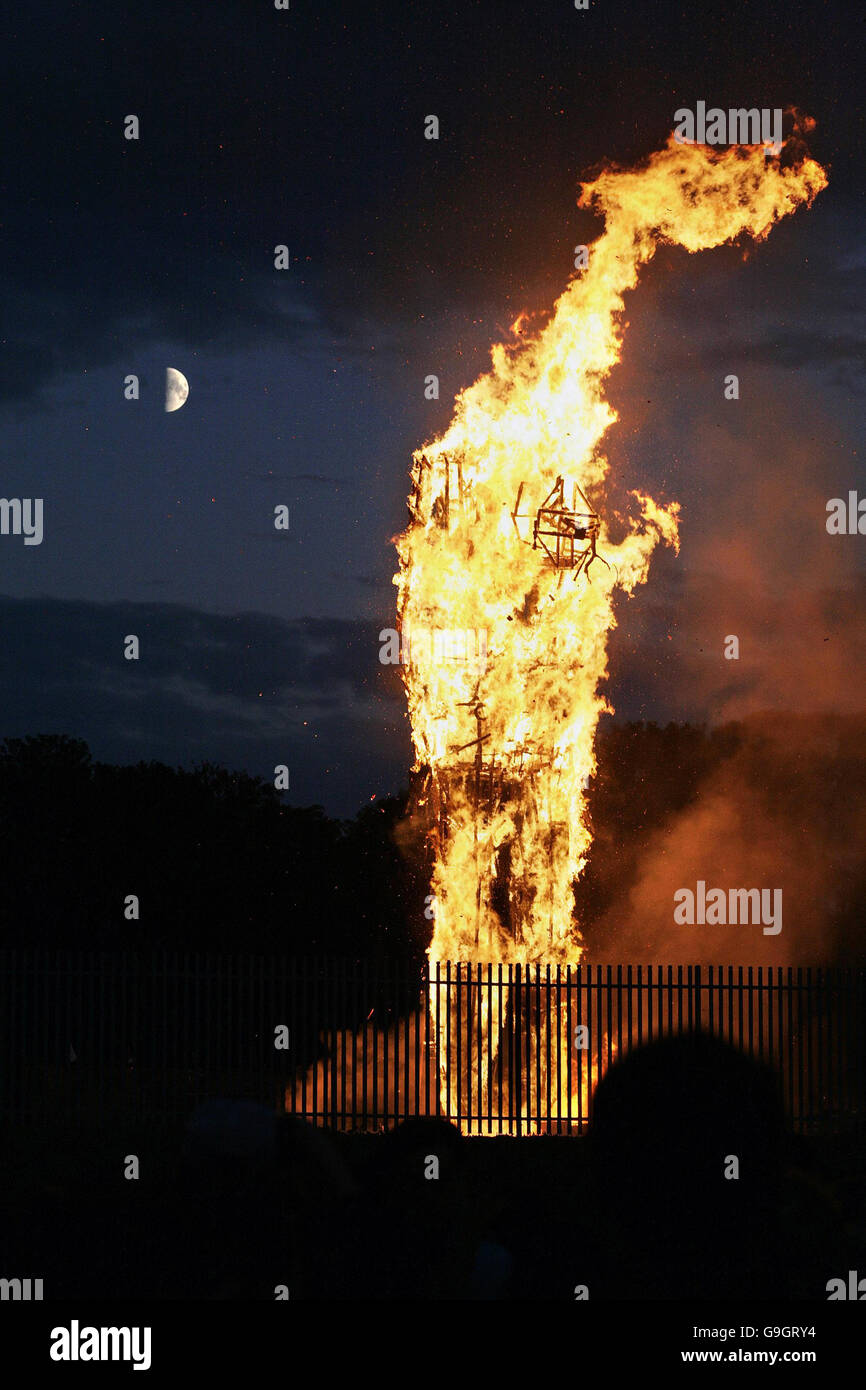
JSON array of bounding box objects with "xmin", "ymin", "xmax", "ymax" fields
[{"xmin": 1, "ymin": 1, "xmax": 863, "ymax": 815}]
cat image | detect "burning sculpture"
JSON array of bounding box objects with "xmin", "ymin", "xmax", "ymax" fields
[
  {"xmin": 394, "ymin": 132, "xmax": 827, "ymax": 1129},
  {"xmin": 512, "ymin": 476, "xmax": 610, "ymax": 579}
]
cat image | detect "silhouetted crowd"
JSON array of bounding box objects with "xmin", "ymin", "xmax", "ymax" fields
[{"xmin": 11, "ymin": 1033, "xmax": 857, "ymax": 1300}]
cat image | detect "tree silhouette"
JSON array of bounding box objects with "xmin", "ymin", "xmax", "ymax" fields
[{"xmin": 1, "ymin": 721, "xmax": 863, "ymax": 962}]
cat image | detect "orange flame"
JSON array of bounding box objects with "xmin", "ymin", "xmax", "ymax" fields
[{"xmin": 394, "ymin": 132, "xmax": 827, "ymax": 1129}]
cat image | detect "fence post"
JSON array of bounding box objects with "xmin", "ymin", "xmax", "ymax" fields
[{"xmin": 513, "ymin": 963, "xmax": 521, "ymax": 1137}]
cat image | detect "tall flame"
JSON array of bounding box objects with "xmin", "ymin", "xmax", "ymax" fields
[{"xmin": 393, "ymin": 134, "xmax": 826, "ymax": 1127}]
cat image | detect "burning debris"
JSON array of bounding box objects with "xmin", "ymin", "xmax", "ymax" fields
[{"xmin": 512, "ymin": 476, "xmax": 612, "ymax": 579}]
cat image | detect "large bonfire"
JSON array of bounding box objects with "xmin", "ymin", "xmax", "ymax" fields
[
  {"xmin": 395, "ymin": 133, "xmax": 826, "ymax": 974},
  {"xmin": 393, "ymin": 131, "xmax": 826, "ymax": 1130}
]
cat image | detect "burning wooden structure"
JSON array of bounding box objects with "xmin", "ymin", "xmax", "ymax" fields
[{"xmin": 395, "ymin": 135, "xmax": 826, "ymax": 1131}]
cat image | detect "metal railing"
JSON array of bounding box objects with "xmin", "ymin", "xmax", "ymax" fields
[{"xmin": 1, "ymin": 952, "xmax": 862, "ymax": 1134}]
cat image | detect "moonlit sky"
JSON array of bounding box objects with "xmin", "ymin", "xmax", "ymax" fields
[{"xmin": 1, "ymin": 1, "xmax": 862, "ymax": 814}]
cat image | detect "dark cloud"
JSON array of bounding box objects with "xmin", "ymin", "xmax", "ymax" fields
[
  {"xmin": 295, "ymin": 474, "xmax": 357, "ymax": 488},
  {"xmin": 353, "ymin": 573, "xmax": 395, "ymax": 591},
  {"xmin": 0, "ymin": 595, "xmax": 408, "ymax": 815},
  {"xmin": 668, "ymin": 331, "xmax": 865, "ymax": 373}
]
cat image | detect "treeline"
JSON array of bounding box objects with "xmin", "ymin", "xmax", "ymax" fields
[
  {"xmin": 0, "ymin": 735, "xmax": 428, "ymax": 961},
  {"xmin": 1, "ymin": 715, "xmax": 864, "ymax": 960}
]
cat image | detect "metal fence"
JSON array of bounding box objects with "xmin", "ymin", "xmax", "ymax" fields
[{"xmin": 0, "ymin": 951, "xmax": 863, "ymax": 1134}]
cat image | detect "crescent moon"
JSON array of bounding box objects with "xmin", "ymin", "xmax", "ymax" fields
[{"xmin": 165, "ymin": 367, "xmax": 189, "ymax": 413}]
